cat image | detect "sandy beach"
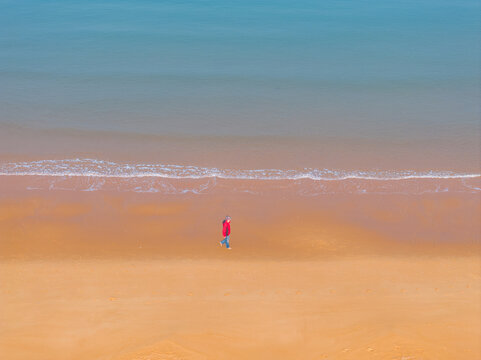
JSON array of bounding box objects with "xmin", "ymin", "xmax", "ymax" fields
[
  {"xmin": 1, "ymin": 182, "xmax": 480, "ymax": 359},
  {"xmin": 1, "ymin": 257, "xmax": 480, "ymax": 360}
]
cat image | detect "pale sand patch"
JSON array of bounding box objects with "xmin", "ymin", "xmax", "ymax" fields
[{"xmin": 0, "ymin": 257, "xmax": 479, "ymax": 360}]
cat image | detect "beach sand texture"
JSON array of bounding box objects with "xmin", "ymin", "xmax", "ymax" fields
[
  {"xmin": 1, "ymin": 257, "xmax": 480, "ymax": 360},
  {"xmin": 0, "ymin": 184, "xmax": 480, "ymax": 359}
]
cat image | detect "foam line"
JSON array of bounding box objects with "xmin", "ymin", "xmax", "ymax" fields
[{"xmin": 0, "ymin": 159, "xmax": 479, "ymax": 181}]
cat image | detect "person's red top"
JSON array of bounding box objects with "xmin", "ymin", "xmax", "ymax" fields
[{"xmin": 222, "ymin": 221, "xmax": 231, "ymax": 237}]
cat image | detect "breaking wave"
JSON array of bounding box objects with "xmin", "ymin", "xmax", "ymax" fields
[
  {"xmin": 0, "ymin": 158, "xmax": 478, "ymax": 180},
  {"xmin": 0, "ymin": 159, "xmax": 479, "ymax": 195}
]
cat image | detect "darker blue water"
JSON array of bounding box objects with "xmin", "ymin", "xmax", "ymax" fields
[{"xmin": 0, "ymin": 0, "xmax": 479, "ymax": 143}]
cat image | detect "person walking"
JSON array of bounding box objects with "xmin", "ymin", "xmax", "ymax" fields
[{"xmin": 220, "ymin": 216, "xmax": 232, "ymax": 249}]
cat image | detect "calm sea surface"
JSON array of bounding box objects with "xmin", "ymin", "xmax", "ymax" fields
[{"xmin": 0, "ymin": 0, "xmax": 479, "ymax": 173}]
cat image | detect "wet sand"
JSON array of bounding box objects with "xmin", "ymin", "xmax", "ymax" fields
[{"xmin": 0, "ymin": 185, "xmax": 480, "ymax": 359}]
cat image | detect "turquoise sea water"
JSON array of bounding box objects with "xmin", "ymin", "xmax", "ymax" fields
[
  {"xmin": 1, "ymin": 0, "xmax": 479, "ymax": 135},
  {"xmin": 0, "ymin": 0, "xmax": 479, "ymax": 171}
]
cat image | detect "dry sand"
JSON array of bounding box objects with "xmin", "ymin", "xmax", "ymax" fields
[{"xmin": 1, "ymin": 257, "xmax": 480, "ymax": 360}]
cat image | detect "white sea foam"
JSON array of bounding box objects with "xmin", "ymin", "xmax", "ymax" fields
[
  {"xmin": 1, "ymin": 159, "xmax": 479, "ymax": 195},
  {"xmin": 0, "ymin": 158, "xmax": 478, "ymax": 181}
]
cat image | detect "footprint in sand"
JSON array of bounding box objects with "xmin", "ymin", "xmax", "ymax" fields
[{"xmin": 113, "ymin": 340, "xmax": 207, "ymax": 360}]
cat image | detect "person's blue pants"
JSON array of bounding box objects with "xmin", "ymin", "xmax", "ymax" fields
[{"xmin": 221, "ymin": 235, "xmax": 230, "ymax": 248}]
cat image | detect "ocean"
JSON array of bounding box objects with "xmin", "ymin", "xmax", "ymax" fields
[{"xmin": 0, "ymin": 0, "xmax": 479, "ymax": 188}]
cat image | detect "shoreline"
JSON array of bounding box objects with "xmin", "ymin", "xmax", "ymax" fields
[{"xmin": 1, "ymin": 125, "xmax": 479, "ymax": 173}]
